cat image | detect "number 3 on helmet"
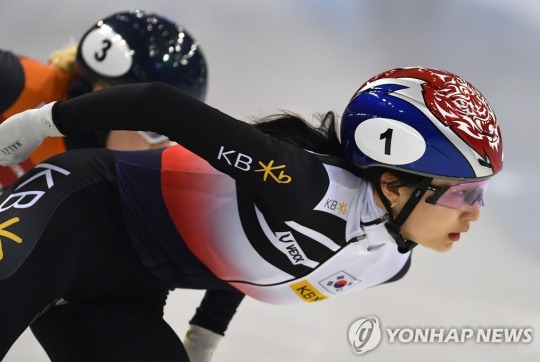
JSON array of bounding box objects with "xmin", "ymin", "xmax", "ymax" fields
[
  {"xmin": 338, "ymin": 67, "xmax": 503, "ymax": 180},
  {"xmin": 77, "ymin": 9, "xmax": 207, "ymax": 101}
]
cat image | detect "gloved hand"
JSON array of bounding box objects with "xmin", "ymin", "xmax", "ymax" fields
[
  {"xmin": 183, "ymin": 324, "xmax": 223, "ymax": 362},
  {"xmin": 0, "ymin": 102, "xmax": 63, "ymax": 166}
]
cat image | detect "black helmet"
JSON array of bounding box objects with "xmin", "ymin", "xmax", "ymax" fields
[{"xmin": 76, "ymin": 9, "xmax": 207, "ymax": 100}]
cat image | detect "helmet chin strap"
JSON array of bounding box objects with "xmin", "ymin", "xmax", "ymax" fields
[{"xmin": 376, "ymin": 177, "xmax": 433, "ymax": 254}]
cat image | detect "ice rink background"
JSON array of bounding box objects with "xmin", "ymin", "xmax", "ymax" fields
[{"xmin": 1, "ymin": 0, "xmax": 539, "ymax": 360}]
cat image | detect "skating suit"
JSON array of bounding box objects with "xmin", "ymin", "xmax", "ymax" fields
[{"xmin": 54, "ymin": 83, "xmax": 412, "ymax": 305}]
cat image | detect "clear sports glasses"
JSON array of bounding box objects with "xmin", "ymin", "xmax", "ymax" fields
[
  {"xmin": 137, "ymin": 131, "xmax": 169, "ymax": 145},
  {"xmin": 425, "ymin": 180, "xmax": 489, "ymax": 209}
]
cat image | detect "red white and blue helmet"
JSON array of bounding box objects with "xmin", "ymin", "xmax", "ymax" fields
[
  {"xmin": 76, "ymin": 9, "xmax": 207, "ymax": 101},
  {"xmin": 339, "ymin": 67, "xmax": 503, "ymax": 180}
]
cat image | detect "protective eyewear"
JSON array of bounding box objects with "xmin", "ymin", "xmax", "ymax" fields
[
  {"xmin": 137, "ymin": 131, "xmax": 170, "ymax": 145},
  {"xmin": 425, "ymin": 180, "xmax": 489, "ymax": 209}
]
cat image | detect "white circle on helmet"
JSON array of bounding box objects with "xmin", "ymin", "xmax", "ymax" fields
[
  {"xmin": 354, "ymin": 118, "xmax": 426, "ymax": 165},
  {"xmin": 80, "ymin": 26, "xmax": 133, "ymax": 77}
]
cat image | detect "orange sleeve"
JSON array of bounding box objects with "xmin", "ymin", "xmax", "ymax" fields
[
  {"xmin": 0, "ymin": 55, "xmax": 74, "ymax": 186},
  {"xmin": 2, "ymin": 56, "xmax": 73, "ymax": 117}
]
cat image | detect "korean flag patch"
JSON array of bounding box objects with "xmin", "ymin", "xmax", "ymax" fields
[{"xmin": 318, "ymin": 270, "xmax": 358, "ymax": 294}]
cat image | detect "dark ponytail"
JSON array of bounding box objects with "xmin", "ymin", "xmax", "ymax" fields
[{"xmin": 253, "ymin": 111, "xmax": 344, "ymax": 158}]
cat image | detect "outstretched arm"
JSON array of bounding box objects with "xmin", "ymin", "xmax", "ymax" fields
[{"xmin": 0, "ymin": 82, "xmax": 329, "ymax": 220}]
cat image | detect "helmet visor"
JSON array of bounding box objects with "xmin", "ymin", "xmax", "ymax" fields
[{"xmin": 425, "ymin": 180, "xmax": 489, "ymax": 209}]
